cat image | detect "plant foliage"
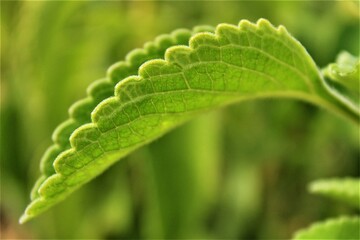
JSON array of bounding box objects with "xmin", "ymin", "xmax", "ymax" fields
[
  {"xmin": 309, "ymin": 178, "xmax": 360, "ymax": 209},
  {"xmin": 293, "ymin": 216, "xmax": 360, "ymax": 240},
  {"xmin": 20, "ymin": 19, "xmax": 359, "ymax": 223},
  {"xmin": 293, "ymin": 177, "xmax": 360, "ymax": 240}
]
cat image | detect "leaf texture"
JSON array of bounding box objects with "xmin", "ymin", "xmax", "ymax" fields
[
  {"xmin": 28, "ymin": 25, "xmax": 215, "ymax": 200},
  {"xmin": 293, "ymin": 216, "xmax": 360, "ymax": 240},
  {"xmin": 20, "ymin": 19, "xmax": 360, "ymax": 223},
  {"xmin": 309, "ymin": 178, "xmax": 360, "ymax": 209}
]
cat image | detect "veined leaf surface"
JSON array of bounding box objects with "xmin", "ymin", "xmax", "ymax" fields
[
  {"xmin": 30, "ymin": 25, "xmax": 215, "ymax": 201},
  {"xmin": 20, "ymin": 19, "xmax": 360, "ymax": 223}
]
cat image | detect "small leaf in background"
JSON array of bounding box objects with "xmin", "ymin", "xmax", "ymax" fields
[
  {"xmin": 322, "ymin": 51, "xmax": 360, "ymax": 114},
  {"xmin": 309, "ymin": 178, "xmax": 360, "ymax": 209},
  {"xmin": 323, "ymin": 51, "xmax": 359, "ymax": 95},
  {"xmin": 293, "ymin": 216, "xmax": 360, "ymax": 240}
]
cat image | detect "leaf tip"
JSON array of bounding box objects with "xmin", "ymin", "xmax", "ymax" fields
[
  {"xmin": 19, "ymin": 201, "xmax": 38, "ymax": 224},
  {"xmin": 19, "ymin": 212, "xmax": 32, "ymax": 224},
  {"xmin": 19, "ymin": 214, "xmax": 28, "ymax": 224}
]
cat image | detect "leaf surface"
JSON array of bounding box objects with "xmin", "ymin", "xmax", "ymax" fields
[
  {"xmin": 20, "ymin": 19, "xmax": 360, "ymax": 223},
  {"xmin": 293, "ymin": 216, "xmax": 360, "ymax": 240},
  {"xmin": 28, "ymin": 25, "xmax": 215, "ymax": 200},
  {"xmin": 309, "ymin": 178, "xmax": 360, "ymax": 209}
]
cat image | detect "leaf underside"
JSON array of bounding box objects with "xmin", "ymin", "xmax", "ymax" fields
[
  {"xmin": 293, "ymin": 216, "xmax": 360, "ymax": 240},
  {"xmin": 20, "ymin": 19, "xmax": 360, "ymax": 223},
  {"xmin": 309, "ymin": 178, "xmax": 360, "ymax": 209}
]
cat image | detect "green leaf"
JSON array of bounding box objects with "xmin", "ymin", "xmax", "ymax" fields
[
  {"xmin": 309, "ymin": 178, "xmax": 360, "ymax": 209},
  {"xmin": 28, "ymin": 25, "xmax": 215, "ymax": 200},
  {"xmin": 293, "ymin": 216, "xmax": 360, "ymax": 240},
  {"xmin": 323, "ymin": 51, "xmax": 360, "ymax": 94},
  {"xmin": 322, "ymin": 51, "xmax": 360, "ymax": 116},
  {"xmin": 20, "ymin": 19, "xmax": 360, "ymax": 223}
]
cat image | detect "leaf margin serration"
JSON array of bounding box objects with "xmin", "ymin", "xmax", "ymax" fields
[
  {"xmin": 30, "ymin": 25, "xmax": 216, "ymax": 201},
  {"xmin": 20, "ymin": 18, "xmax": 359, "ymax": 224}
]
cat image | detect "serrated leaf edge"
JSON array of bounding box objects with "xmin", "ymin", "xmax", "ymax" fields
[{"xmin": 20, "ymin": 19, "xmax": 359, "ymax": 223}]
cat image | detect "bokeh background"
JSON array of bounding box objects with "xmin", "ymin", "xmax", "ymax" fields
[{"xmin": 1, "ymin": 1, "xmax": 359, "ymax": 239}]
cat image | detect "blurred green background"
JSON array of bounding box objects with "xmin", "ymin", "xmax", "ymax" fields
[{"xmin": 1, "ymin": 1, "xmax": 359, "ymax": 239}]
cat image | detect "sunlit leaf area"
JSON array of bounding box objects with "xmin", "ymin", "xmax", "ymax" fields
[{"xmin": 1, "ymin": 1, "xmax": 359, "ymax": 239}]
